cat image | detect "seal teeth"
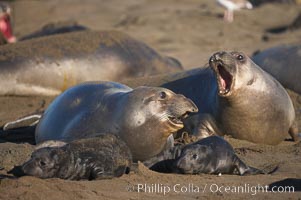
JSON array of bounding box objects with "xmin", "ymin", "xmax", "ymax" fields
[
  {"xmin": 216, "ymin": 64, "xmax": 233, "ymax": 95},
  {"xmin": 168, "ymin": 116, "xmax": 182, "ymax": 124}
]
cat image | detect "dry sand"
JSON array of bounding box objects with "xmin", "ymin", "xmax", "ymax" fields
[{"xmin": 1, "ymin": 0, "xmax": 301, "ymax": 199}]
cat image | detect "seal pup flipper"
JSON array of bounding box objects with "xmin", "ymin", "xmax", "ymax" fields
[
  {"xmin": 3, "ymin": 114, "xmax": 42, "ymax": 131},
  {"xmin": 143, "ymin": 145, "xmax": 183, "ymax": 173},
  {"xmin": 234, "ymin": 157, "xmax": 264, "ymax": 175}
]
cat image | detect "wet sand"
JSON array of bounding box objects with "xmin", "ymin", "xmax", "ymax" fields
[{"xmin": 1, "ymin": 0, "xmax": 301, "ymax": 199}]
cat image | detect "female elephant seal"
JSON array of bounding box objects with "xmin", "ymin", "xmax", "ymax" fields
[
  {"xmin": 35, "ymin": 81, "xmax": 198, "ymax": 161},
  {"xmin": 0, "ymin": 30, "xmax": 182, "ymax": 96},
  {"xmin": 124, "ymin": 51, "xmax": 298, "ymax": 144},
  {"xmin": 21, "ymin": 134, "xmax": 132, "ymax": 180},
  {"xmin": 252, "ymin": 44, "xmax": 301, "ymax": 94}
]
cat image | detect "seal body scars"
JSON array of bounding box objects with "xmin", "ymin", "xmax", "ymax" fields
[
  {"xmin": 0, "ymin": 30, "xmax": 182, "ymax": 96},
  {"xmin": 21, "ymin": 134, "xmax": 132, "ymax": 180},
  {"xmin": 252, "ymin": 44, "xmax": 301, "ymax": 94},
  {"xmin": 35, "ymin": 81, "xmax": 198, "ymax": 161},
  {"xmin": 124, "ymin": 51, "xmax": 297, "ymax": 145},
  {"xmin": 175, "ymin": 136, "xmax": 263, "ymax": 175}
]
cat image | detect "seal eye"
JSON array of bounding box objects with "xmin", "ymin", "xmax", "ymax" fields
[
  {"xmin": 237, "ymin": 54, "xmax": 244, "ymax": 61},
  {"xmin": 39, "ymin": 160, "xmax": 46, "ymax": 167},
  {"xmin": 192, "ymin": 154, "xmax": 198, "ymax": 160},
  {"xmin": 159, "ymin": 91, "xmax": 167, "ymax": 99}
]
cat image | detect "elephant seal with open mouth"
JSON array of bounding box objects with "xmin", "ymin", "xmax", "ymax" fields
[{"xmin": 35, "ymin": 81, "xmax": 198, "ymax": 161}]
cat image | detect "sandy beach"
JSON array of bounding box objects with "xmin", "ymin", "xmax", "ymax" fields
[{"xmin": 0, "ymin": 0, "xmax": 301, "ymax": 199}]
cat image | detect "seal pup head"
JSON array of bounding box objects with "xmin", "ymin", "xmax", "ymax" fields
[
  {"xmin": 209, "ymin": 51, "xmax": 255, "ymax": 97},
  {"xmin": 21, "ymin": 147, "xmax": 66, "ymax": 179},
  {"xmin": 120, "ymin": 86, "xmax": 198, "ymax": 161},
  {"xmin": 175, "ymin": 144, "xmax": 213, "ymax": 174}
]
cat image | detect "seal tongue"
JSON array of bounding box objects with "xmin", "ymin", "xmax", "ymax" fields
[
  {"xmin": 0, "ymin": 15, "xmax": 15, "ymax": 43},
  {"xmin": 220, "ymin": 77, "xmax": 226, "ymax": 90},
  {"xmin": 218, "ymin": 64, "xmax": 232, "ymax": 94}
]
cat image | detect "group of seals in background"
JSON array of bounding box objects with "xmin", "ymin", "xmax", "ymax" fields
[{"xmin": 253, "ymin": 44, "xmax": 301, "ymax": 94}]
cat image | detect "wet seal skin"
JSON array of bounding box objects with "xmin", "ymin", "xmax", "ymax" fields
[
  {"xmin": 35, "ymin": 81, "xmax": 198, "ymax": 161},
  {"xmin": 20, "ymin": 134, "xmax": 132, "ymax": 180},
  {"xmin": 144, "ymin": 136, "xmax": 264, "ymax": 176}
]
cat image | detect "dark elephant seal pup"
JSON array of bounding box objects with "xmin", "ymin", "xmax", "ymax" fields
[
  {"xmin": 143, "ymin": 136, "xmax": 263, "ymax": 175},
  {"xmin": 36, "ymin": 81, "xmax": 198, "ymax": 161},
  {"xmin": 21, "ymin": 134, "xmax": 132, "ymax": 180},
  {"xmin": 175, "ymin": 136, "xmax": 263, "ymax": 175}
]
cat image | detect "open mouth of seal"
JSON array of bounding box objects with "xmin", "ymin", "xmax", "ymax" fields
[
  {"xmin": 0, "ymin": 14, "xmax": 15, "ymax": 43},
  {"xmin": 167, "ymin": 112, "xmax": 190, "ymax": 127},
  {"xmin": 215, "ymin": 63, "xmax": 233, "ymax": 96}
]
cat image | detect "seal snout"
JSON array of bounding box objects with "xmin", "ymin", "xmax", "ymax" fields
[
  {"xmin": 175, "ymin": 153, "xmax": 194, "ymax": 174},
  {"xmin": 167, "ymin": 94, "xmax": 198, "ymax": 128}
]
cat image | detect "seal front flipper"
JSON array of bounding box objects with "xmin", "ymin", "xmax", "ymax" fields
[
  {"xmin": 0, "ymin": 112, "xmax": 41, "ymax": 143},
  {"xmin": 0, "ymin": 125, "xmax": 36, "ymax": 144},
  {"xmin": 3, "ymin": 114, "xmax": 42, "ymax": 131},
  {"xmin": 234, "ymin": 156, "xmax": 264, "ymax": 175}
]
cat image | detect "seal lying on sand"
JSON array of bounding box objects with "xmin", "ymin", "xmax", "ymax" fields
[
  {"xmin": 144, "ymin": 136, "xmax": 263, "ymax": 175},
  {"xmin": 124, "ymin": 51, "xmax": 298, "ymax": 144},
  {"xmin": 0, "ymin": 30, "xmax": 182, "ymax": 96},
  {"xmin": 21, "ymin": 134, "xmax": 132, "ymax": 180},
  {"xmin": 35, "ymin": 81, "xmax": 198, "ymax": 161},
  {"xmin": 252, "ymin": 44, "xmax": 301, "ymax": 94},
  {"xmin": 175, "ymin": 136, "xmax": 263, "ymax": 175}
]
